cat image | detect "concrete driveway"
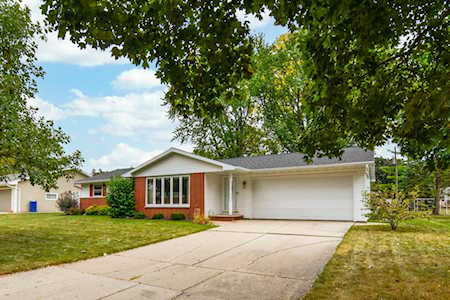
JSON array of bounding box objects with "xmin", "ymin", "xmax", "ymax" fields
[{"xmin": 0, "ymin": 220, "xmax": 352, "ymax": 300}]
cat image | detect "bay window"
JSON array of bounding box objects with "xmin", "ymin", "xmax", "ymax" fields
[
  {"xmin": 164, "ymin": 178, "xmax": 171, "ymax": 204},
  {"xmin": 146, "ymin": 175, "xmax": 190, "ymax": 207},
  {"xmin": 172, "ymin": 177, "xmax": 180, "ymax": 204},
  {"xmin": 155, "ymin": 178, "xmax": 161, "ymax": 204},
  {"xmin": 182, "ymin": 176, "xmax": 189, "ymax": 204}
]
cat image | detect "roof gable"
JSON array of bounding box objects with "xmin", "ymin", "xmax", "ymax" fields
[
  {"xmin": 125, "ymin": 148, "xmax": 238, "ymax": 177},
  {"xmin": 76, "ymin": 167, "xmax": 133, "ymax": 184}
]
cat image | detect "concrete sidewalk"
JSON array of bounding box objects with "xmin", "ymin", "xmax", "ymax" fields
[{"xmin": 0, "ymin": 220, "xmax": 352, "ymax": 299}]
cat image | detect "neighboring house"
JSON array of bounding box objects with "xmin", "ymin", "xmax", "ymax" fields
[
  {"xmin": 76, "ymin": 168, "xmax": 133, "ymax": 210},
  {"xmin": 0, "ymin": 170, "xmax": 88, "ymax": 213},
  {"xmin": 119, "ymin": 147, "xmax": 373, "ymax": 221},
  {"xmin": 444, "ymin": 187, "xmax": 449, "ymax": 208}
]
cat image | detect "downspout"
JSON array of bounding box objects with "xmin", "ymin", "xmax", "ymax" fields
[{"xmin": 228, "ymin": 174, "xmax": 233, "ymax": 215}]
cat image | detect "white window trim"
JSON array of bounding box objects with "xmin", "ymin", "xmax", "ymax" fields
[
  {"xmin": 45, "ymin": 192, "xmax": 58, "ymax": 201},
  {"xmin": 92, "ymin": 184, "xmax": 103, "ymax": 198},
  {"xmin": 145, "ymin": 175, "xmax": 190, "ymax": 208}
]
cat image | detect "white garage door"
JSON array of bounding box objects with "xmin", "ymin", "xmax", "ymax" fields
[
  {"xmin": 0, "ymin": 190, "xmax": 11, "ymax": 212},
  {"xmin": 252, "ymin": 175, "xmax": 353, "ymax": 221}
]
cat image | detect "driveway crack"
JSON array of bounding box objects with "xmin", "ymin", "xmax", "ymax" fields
[
  {"xmin": 243, "ymin": 239, "xmax": 340, "ymax": 268},
  {"xmin": 192, "ymin": 233, "xmax": 266, "ymax": 266},
  {"xmin": 97, "ymin": 282, "xmax": 139, "ymax": 299},
  {"xmin": 171, "ymin": 271, "xmax": 225, "ymax": 299},
  {"xmin": 212, "ymin": 229, "xmax": 344, "ymax": 238}
]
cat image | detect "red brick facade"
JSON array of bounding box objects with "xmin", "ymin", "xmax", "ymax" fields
[
  {"xmin": 80, "ymin": 197, "xmax": 107, "ymax": 210},
  {"xmin": 135, "ymin": 173, "xmax": 205, "ymax": 219},
  {"xmin": 81, "ymin": 183, "xmax": 108, "ymax": 209}
]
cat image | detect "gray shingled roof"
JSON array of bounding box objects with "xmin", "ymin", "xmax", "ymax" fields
[
  {"xmin": 219, "ymin": 147, "xmax": 374, "ymax": 170},
  {"xmin": 76, "ymin": 167, "xmax": 133, "ymax": 183}
]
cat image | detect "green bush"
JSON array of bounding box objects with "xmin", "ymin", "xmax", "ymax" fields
[
  {"xmin": 133, "ymin": 211, "xmax": 146, "ymax": 219},
  {"xmin": 97, "ymin": 205, "xmax": 111, "ymax": 216},
  {"xmin": 84, "ymin": 206, "xmax": 97, "ymax": 215},
  {"xmin": 65, "ymin": 207, "xmax": 84, "ymax": 215},
  {"xmin": 192, "ymin": 214, "xmax": 211, "ymax": 225},
  {"xmin": 85, "ymin": 205, "xmax": 111, "ymax": 216},
  {"xmin": 171, "ymin": 213, "xmax": 186, "ymax": 220},
  {"xmin": 56, "ymin": 191, "xmax": 79, "ymax": 212},
  {"xmin": 107, "ymin": 177, "xmax": 135, "ymax": 218},
  {"xmin": 365, "ymin": 190, "xmax": 429, "ymax": 230},
  {"xmin": 152, "ymin": 213, "xmax": 164, "ymax": 219}
]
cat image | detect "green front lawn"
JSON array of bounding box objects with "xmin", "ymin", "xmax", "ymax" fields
[
  {"xmin": 0, "ymin": 213, "xmax": 214, "ymax": 275},
  {"xmin": 305, "ymin": 216, "xmax": 450, "ymax": 300}
]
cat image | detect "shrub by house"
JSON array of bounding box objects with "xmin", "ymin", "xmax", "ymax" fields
[{"xmin": 107, "ymin": 177, "xmax": 135, "ymax": 218}]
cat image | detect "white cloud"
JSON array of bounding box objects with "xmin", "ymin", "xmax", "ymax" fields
[
  {"xmin": 69, "ymin": 88, "xmax": 87, "ymax": 99},
  {"xmin": 37, "ymin": 32, "xmax": 128, "ymax": 67},
  {"xmin": 32, "ymin": 89, "xmax": 174, "ymax": 139},
  {"xmin": 112, "ymin": 69, "xmax": 162, "ymax": 90},
  {"xmin": 87, "ymin": 142, "xmax": 193, "ymax": 171},
  {"xmin": 21, "ymin": 0, "xmax": 43, "ymax": 22},
  {"xmin": 237, "ymin": 9, "xmax": 274, "ymax": 30},
  {"xmin": 66, "ymin": 90, "xmax": 172, "ymax": 137},
  {"xmin": 88, "ymin": 143, "xmax": 162, "ymax": 170},
  {"xmin": 28, "ymin": 96, "xmax": 67, "ymax": 121},
  {"xmin": 22, "ymin": 0, "xmax": 127, "ymax": 67},
  {"xmin": 375, "ymin": 142, "xmax": 404, "ymax": 159}
]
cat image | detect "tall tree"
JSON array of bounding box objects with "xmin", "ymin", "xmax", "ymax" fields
[
  {"xmin": 41, "ymin": 0, "xmax": 449, "ymax": 158},
  {"xmin": 401, "ymin": 134, "xmax": 450, "ymax": 214},
  {"xmin": 249, "ymin": 32, "xmax": 354, "ymax": 159},
  {"xmin": 0, "ymin": 0, "xmax": 82, "ymax": 190},
  {"xmin": 172, "ymin": 81, "xmax": 281, "ymax": 159},
  {"xmin": 374, "ymin": 155, "xmax": 450, "ymax": 214}
]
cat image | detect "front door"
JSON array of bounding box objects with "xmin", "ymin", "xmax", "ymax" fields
[{"xmin": 223, "ymin": 177, "xmax": 237, "ymax": 213}]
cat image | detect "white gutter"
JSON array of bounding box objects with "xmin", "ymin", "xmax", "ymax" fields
[{"xmin": 75, "ymin": 179, "xmax": 110, "ymax": 184}]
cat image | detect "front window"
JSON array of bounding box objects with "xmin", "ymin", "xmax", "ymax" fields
[
  {"xmin": 93, "ymin": 184, "xmax": 103, "ymax": 197},
  {"xmin": 155, "ymin": 178, "xmax": 162, "ymax": 204},
  {"xmin": 173, "ymin": 177, "xmax": 180, "ymax": 204},
  {"xmin": 182, "ymin": 176, "xmax": 189, "ymax": 204},
  {"xmin": 147, "ymin": 179, "xmax": 154, "ymax": 205},
  {"xmin": 146, "ymin": 175, "xmax": 190, "ymax": 207},
  {"xmin": 164, "ymin": 178, "xmax": 171, "ymax": 204}
]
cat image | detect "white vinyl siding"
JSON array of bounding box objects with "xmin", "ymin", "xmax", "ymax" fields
[{"xmin": 135, "ymin": 154, "xmax": 222, "ymax": 177}]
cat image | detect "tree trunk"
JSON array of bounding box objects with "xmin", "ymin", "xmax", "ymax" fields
[
  {"xmin": 390, "ymin": 220, "xmax": 398, "ymax": 231},
  {"xmin": 433, "ymin": 169, "xmax": 442, "ymax": 215}
]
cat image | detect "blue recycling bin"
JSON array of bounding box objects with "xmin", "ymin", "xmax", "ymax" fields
[{"xmin": 29, "ymin": 201, "xmax": 37, "ymax": 212}]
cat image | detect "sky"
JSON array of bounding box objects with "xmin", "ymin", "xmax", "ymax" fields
[{"xmin": 23, "ymin": 0, "xmax": 391, "ymax": 173}]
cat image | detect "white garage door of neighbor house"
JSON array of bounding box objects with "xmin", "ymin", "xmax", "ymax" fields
[
  {"xmin": 252, "ymin": 175, "xmax": 354, "ymax": 221},
  {"xmin": 0, "ymin": 190, "xmax": 12, "ymax": 212}
]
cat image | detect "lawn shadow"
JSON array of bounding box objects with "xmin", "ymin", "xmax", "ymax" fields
[{"xmin": 354, "ymin": 223, "xmax": 440, "ymax": 234}]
